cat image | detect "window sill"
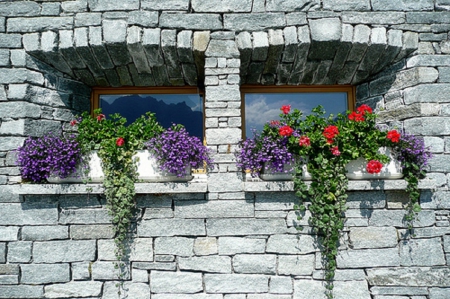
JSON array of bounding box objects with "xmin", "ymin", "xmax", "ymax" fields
[{"xmin": 244, "ymin": 178, "xmax": 438, "ymax": 192}]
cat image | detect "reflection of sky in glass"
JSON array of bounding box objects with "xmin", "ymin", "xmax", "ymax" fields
[
  {"xmin": 245, "ymin": 92, "xmax": 348, "ymax": 136},
  {"xmin": 101, "ymin": 94, "xmax": 203, "ymax": 111}
]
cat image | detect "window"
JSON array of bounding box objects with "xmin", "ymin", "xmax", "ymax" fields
[
  {"xmin": 242, "ymin": 85, "xmax": 355, "ymax": 137},
  {"xmin": 91, "ymin": 87, "xmax": 204, "ymax": 140}
]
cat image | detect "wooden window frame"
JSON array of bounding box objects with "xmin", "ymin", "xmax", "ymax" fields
[{"xmin": 241, "ymin": 85, "xmax": 356, "ymax": 138}]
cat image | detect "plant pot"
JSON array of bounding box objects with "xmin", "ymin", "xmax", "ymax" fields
[
  {"xmin": 259, "ymin": 159, "xmax": 312, "ymax": 181},
  {"xmin": 134, "ymin": 150, "xmax": 193, "ymax": 182},
  {"xmin": 345, "ymin": 147, "xmax": 403, "ymax": 180},
  {"xmin": 47, "ymin": 151, "xmax": 104, "ymax": 183}
]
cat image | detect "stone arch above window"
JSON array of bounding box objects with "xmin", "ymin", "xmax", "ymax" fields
[{"xmin": 23, "ymin": 19, "xmax": 418, "ymax": 88}]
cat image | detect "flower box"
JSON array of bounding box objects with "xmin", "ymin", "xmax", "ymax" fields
[
  {"xmin": 259, "ymin": 161, "xmax": 312, "ymax": 181},
  {"xmin": 47, "ymin": 151, "xmax": 104, "ymax": 183},
  {"xmin": 345, "ymin": 148, "xmax": 403, "ymax": 180},
  {"xmin": 134, "ymin": 150, "xmax": 193, "ymax": 182}
]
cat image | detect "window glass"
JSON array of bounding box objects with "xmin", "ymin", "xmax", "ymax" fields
[
  {"xmin": 97, "ymin": 92, "xmax": 204, "ymax": 140},
  {"xmin": 243, "ymin": 88, "xmax": 353, "ymax": 137}
]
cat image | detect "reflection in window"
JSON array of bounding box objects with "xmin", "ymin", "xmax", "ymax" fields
[
  {"xmin": 98, "ymin": 93, "xmax": 204, "ymax": 140},
  {"xmin": 243, "ymin": 88, "xmax": 354, "ymax": 137}
]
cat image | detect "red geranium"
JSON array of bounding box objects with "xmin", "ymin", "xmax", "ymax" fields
[
  {"xmin": 348, "ymin": 111, "xmax": 365, "ymax": 122},
  {"xmin": 298, "ymin": 136, "xmax": 311, "ymax": 147},
  {"xmin": 323, "ymin": 125, "xmax": 339, "ymax": 144},
  {"xmin": 97, "ymin": 114, "xmax": 105, "ymax": 121},
  {"xmin": 279, "ymin": 125, "xmax": 294, "ymax": 137},
  {"xmin": 330, "ymin": 146, "xmax": 341, "ymax": 156},
  {"xmin": 116, "ymin": 137, "xmax": 125, "ymax": 147},
  {"xmin": 366, "ymin": 160, "xmax": 383, "ymax": 174},
  {"xmin": 387, "ymin": 130, "xmax": 401, "ymax": 143},
  {"xmin": 357, "ymin": 104, "xmax": 373, "ymax": 115},
  {"xmin": 70, "ymin": 120, "xmax": 77, "ymax": 126},
  {"xmin": 281, "ymin": 105, "xmax": 291, "ymax": 114}
]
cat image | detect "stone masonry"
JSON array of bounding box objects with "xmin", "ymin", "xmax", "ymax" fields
[{"xmin": 0, "ymin": 1, "xmax": 450, "ymax": 298}]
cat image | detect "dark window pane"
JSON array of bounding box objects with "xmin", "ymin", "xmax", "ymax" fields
[
  {"xmin": 100, "ymin": 94, "xmax": 204, "ymax": 139},
  {"xmin": 245, "ymin": 92, "xmax": 348, "ymax": 137}
]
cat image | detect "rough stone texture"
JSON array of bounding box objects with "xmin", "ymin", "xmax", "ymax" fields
[
  {"xmin": 205, "ymin": 274, "xmax": 269, "ymax": 293},
  {"xmin": 150, "ymin": 271, "xmax": 203, "ymax": 293},
  {"xmin": 33, "ymin": 240, "xmax": 96, "ymax": 263},
  {"xmin": 20, "ymin": 264, "xmax": 70, "ymax": 284},
  {"xmin": 44, "ymin": 281, "xmax": 102, "ymax": 298},
  {"xmin": 367, "ymin": 267, "xmax": 450, "ymax": 286},
  {"xmin": 399, "ymin": 238, "xmax": 446, "ymax": 266}
]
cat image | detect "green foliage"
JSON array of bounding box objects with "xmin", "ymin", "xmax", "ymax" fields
[{"xmin": 75, "ymin": 109, "xmax": 164, "ymax": 263}]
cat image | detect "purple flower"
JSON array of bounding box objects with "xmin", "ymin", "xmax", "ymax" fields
[
  {"xmin": 16, "ymin": 133, "xmax": 82, "ymax": 183},
  {"xmin": 396, "ymin": 132, "xmax": 432, "ymax": 173},
  {"xmin": 145, "ymin": 126, "xmax": 214, "ymax": 177}
]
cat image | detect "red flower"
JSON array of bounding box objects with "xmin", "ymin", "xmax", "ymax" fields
[
  {"xmin": 387, "ymin": 130, "xmax": 401, "ymax": 143},
  {"xmin": 357, "ymin": 104, "xmax": 373, "ymax": 115},
  {"xmin": 279, "ymin": 125, "xmax": 294, "ymax": 137},
  {"xmin": 323, "ymin": 125, "xmax": 339, "ymax": 143},
  {"xmin": 116, "ymin": 137, "xmax": 125, "ymax": 147},
  {"xmin": 348, "ymin": 111, "xmax": 365, "ymax": 122},
  {"xmin": 70, "ymin": 120, "xmax": 77, "ymax": 126},
  {"xmin": 298, "ymin": 136, "xmax": 311, "ymax": 147},
  {"xmin": 331, "ymin": 146, "xmax": 341, "ymax": 156},
  {"xmin": 97, "ymin": 114, "xmax": 105, "ymax": 121},
  {"xmin": 270, "ymin": 120, "xmax": 280, "ymax": 127},
  {"xmin": 281, "ymin": 105, "xmax": 291, "ymax": 114},
  {"xmin": 366, "ymin": 160, "xmax": 383, "ymax": 174}
]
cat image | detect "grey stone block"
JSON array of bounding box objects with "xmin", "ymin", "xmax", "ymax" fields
[
  {"xmin": 206, "ymin": 128, "xmax": 242, "ymax": 145},
  {"xmin": 70, "ymin": 224, "xmax": 114, "ymax": 239},
  {"xmin": 286, "ymin": 12, "xmax": 307, "ymax": 26},
  {"xmin": 44, "ymin": 281, "xmax": 102, "ymax": 298},
  {"xmin": 103, "ymin": 19, "xmax": 131, "ymax": 66},
  {"xmin": 98, "ymin": 238, "xmax": 154, "ymax": 261},
  {"xmin": 127, "ymin": 26, "xmax": 151, "ymax": 73},
  {"xmin": 349, "ymin": 227, "xmax": 398, "ymax": 249},
  {"xmin": 266, "ymin": 234, "xmax": 316, "ymax": 254},
  {"xmin": 175, "ymin": 200, "xmax": 253, "ymax": 218},
  {"xmin": 206, "ymin": 39, "xmax": 239, "ymax": 58},
  {"xmin": 266, "ymin": 0, "xmax": 320, "ymax": 11},
  {"xmin": 151, "ymin": 271, "xmax": 203, "ymax": 294},
  {"xmin": 0, "ymin": 1, "xmax": 40, "ymax": 17},
  {"xmin": 87, "ymin": 0, "xmax": 139, "ymax": 11},
  {"xmin": 279, "ymin": 254, "xmax": 315, "ymax": 276},
  {"xmin": 33, "ymin": 240, "xmax": 96, "ymax": 263},
  {"xmin": 179, "ymin": 255, "xmax": 232, "ymax": 273},
  {"xmin": 0, "ymin": 202, "xmax": 57, "ymax": 225},
  {"xmin": 407, "ymin": 12, "xmax": 450, "ymax": 24},
  {"xmin": 400, "ymin": 237, "xmax": 446, "ymax": 266},
  {"xmin": 7, "ymin": 241, "xmax": 32, "ymax": 263},
  {"xmin": 7, "ymin": 17, "xmax": 73, "ymax": 33},
  {"xmin": 177, "ymin": 30, "xmax": 194, "ymax": 63},
  {"xmin": 71, "ymin": 262, "xmax": 91, "ymax": 280},
  {"xmin": 372, "ymin": 0, "xmax": 433, "ymax": 11},
  {"xmin": 141, "ymin": 0, "xmax": 189, "ymax": 10},
  {"xmin": 367, "ymin": 267, "xmax": 450, "ymax": 287},
  {"xmin": 129, "ymin": 11, "xmax": 158, "ymax": 27},
  {"xmin": 404, "ymin": 118, "xmax": 450, "ymax": 136},
  {"xmin": 368, "ymin": 286, "xmax": 428, "ymax": 296},
  {"xmin": 218, "ymin": 237, "xmax": 266, "ymax": 255},
  {"xmin": 142, "ymin": 28, "xmax": 164, "ymax": 66},
  {"xmin": 91, "ymin": 261, "xmax": 130, "ymax": 280},
  {"xmin": 20, "ymin": 264, "xmax": 70, "ymax": 284},
  {"xmin": 74, "ymin": 12, "xmax": 101, "ymax": 27},
  {"xmin": 224, "ymin": 13, "xmax": 286, "ymax": 31},
  {"xmin": 270, "ymin": 276, "xmax": 293, "ymax": 294},
  {"xmin": 337, "ymin": 248, "xmax": 400, "ymax": 268},
  {"xmin": 89, "ymin": 26, "xmax": 115, "ymax": 70},
  {"xmin": 133, "ymin": 261, "xmax": 176, "ymax": 271},
  {"xmin": 430, "ymin": 288, "xmax": 450, "ymax": 299},
  {"xmin": 0, "ymin": 226, "xmax": 19, "ymax": 241},
  {"xmin": 205, "ymin": 274, "xmax": 269, "ymax": 293},
  {"xmin": 0, "ymin": 243, "xmax": 5, "ymax": 263},
  {"xmin": 61, "ymin": 0, "xmax": 87, "ymax": 13},
  {"xmin": 22, "ymin": 225, "xmax": 68, "ymax": 241},
  {"xmin": 160, "ymin": 12, "xmax": 222, "ymax": 30},
  {"xmin": 0, "ymin": 286, "xmax": 43, "ymax": 299},
  {"xmin": 192, "ymin": 0, "xmax": 252, "ymax": 12},
  {"xmin": 0, "ymin": 33, "xmax": 22, "ymax": 48},
  {"xmin": 194, "ymin": 237, "xmax": 218, "ymax": 255},
  {"xmin": 342, "ymin": 12, "xmax": 405, "ymax": 24},
  {"xmin": 60, "ymin": 208, "xmax": 111, "ymax": 224},
  {"xmin": 154, "ymin": 237, "xmax": 193, "ymax": 256},
  {"xmin": 323, "ymin": 0, "xmax": 370, "ymax": 10},
  {"xmin": 233, "ymin": 254, "xmax": 276, "ymax": 274},
  {"xmin": 138, "ymin": 219, "xmax": 205, "ymax": 237}
]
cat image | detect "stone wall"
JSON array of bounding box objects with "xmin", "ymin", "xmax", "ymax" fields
[{"xmin": 0, "ymin": 1, "xmax": 450, "ymax": 298}]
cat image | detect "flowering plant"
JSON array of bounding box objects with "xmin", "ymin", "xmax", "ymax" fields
[
  {"xmin": 145, "ymin": 125, "xmax": 213, "ymax": 177},
  {"xmin": 235, "ymin": 105, "xmax": 301, "ymax": 177},
  {"xmin": 16, "ymin": 133, "xmax": 81, "ymax": 183}
]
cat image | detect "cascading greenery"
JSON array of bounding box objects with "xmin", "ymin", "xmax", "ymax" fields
[{"xmin": 75, "ymin": 109, "xmax": 163, "ymax": 263}]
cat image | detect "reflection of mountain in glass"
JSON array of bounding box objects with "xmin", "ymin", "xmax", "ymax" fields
[{"xmin": 101, "ymin": 95, "xmax": 203, "ymax": 139}]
